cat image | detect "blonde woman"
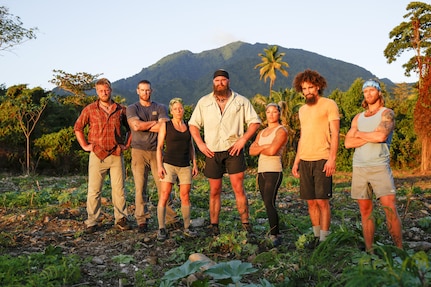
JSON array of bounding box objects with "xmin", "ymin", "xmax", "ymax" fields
[{"xmin": 156, "ymin": 98, "xmax": 198, "ymax": 241}]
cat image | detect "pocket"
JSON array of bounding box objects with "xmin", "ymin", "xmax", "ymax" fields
[{"xmin": 151, "ymin": 110, "xmax": 158, "ymax": 121}]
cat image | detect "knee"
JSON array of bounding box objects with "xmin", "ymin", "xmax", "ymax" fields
[
  {"xmin": 359, "ymin": 204, "xmax": 373, "ymax": 217},
  {"xmin": 307, "ymin": 200, "xmax": 317, "ymax": 208},
  {"xmin": 210, "ymin": 189, "xmax": 221, "ymax": 198}
]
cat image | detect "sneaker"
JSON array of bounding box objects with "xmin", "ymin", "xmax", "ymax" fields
[
  {"xmin": 183, "ymin": 227, "xmax": 198, "ymax": 238},
  {"xmin": 157, "ymin": 228, "xmax": 168, "ymax": 241},
  {"xmin": 270, "ymin": 235, "xmax": 282, "ymax": 247},
  {"xmin": 85, "ymin": 225, "xmax": 97, "ymax": 234},
  {"xmin": 115, "ymin": 217, "xmax": 131, "ymax": 231},
  {"xmin": 138, "ymin": 223, "xmax": 148, "ymax": 233},
  {"xmin": 166, "ymin": 220, "xmax": 182, "ymax": 231},
  {"xmin": 209, "ymin": 224, "xmax": 220, "ymax": 236},
  {"xmin": 242, "ymin": 223, "xmax": 253, "ymax": 234}
]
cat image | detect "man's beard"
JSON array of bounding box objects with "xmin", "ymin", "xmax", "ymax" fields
[
  {"xmin": 213, "ymin": 83, "xmax": 230, "ymax": 97},
  {"xmin": 305, "ymin": 94, "xmax": 317, "ymax": 105},
  {"xmin": 365, "ymin": 97, "xmax": 380, "ymax": 106}
]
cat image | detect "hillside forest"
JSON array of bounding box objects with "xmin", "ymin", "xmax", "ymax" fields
[{"xmin": 0, "ymin": 76, "xmax": 418, "ymax": 176}]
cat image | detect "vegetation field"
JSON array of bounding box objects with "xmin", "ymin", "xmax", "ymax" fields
[{"xmin": 0, "ymin": 169, "xmax": 430, "ymax": 286}]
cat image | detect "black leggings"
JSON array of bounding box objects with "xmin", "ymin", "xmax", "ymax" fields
[{"xmin": 258, "ymin": 172, "xmax": 283, "ymax": 235}]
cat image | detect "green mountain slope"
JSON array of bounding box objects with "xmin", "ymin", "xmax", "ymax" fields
[{"xmin": 112, "ymin": 41, "xmax": 387, "ymax": 106}]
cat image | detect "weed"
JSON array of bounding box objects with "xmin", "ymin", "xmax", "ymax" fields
[
  {"xmin": 418, "ymin": 216, "xmax": 431, "ymax": 232},
  {"xmin": 336, "ymin": 246, "xmax": 431, "ymax": 287},
  {"xmin": 112, "ymin": 254, "xmax": 134, "ymax": 264},
  {"xmin": 0, "ymin": 245, "xmax": 81, "ymax": 286}
]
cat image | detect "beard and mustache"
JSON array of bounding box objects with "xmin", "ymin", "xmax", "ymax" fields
[
  {"xmin": 304, "ymin": 94, "xmax": 318, "ymax": 105},
  {"xmin": 213, "ymin": 83, "xmax": 230, "ymax": 97}
]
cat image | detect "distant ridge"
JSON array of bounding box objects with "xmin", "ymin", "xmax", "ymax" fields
[{"xmin": 112, "ymin": 41, "xmax": 390, "ymax": 106}]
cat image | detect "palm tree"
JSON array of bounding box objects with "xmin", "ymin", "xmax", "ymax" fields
[
  {"xmin": 254, "ymin": 45, "xmax": 289, "ymax": 97},
  {"xmin": 251, "ymin": 88, "xmax": 303, "ymax": 168}
]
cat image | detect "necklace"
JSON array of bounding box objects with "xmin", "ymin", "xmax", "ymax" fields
[
  {"xmin": 366, "ymin": 105, "xmax": 383, "ymax": 116},
  {"xmin": 216, "ymin": 96, "xmax": 228, "ymax": 103}
]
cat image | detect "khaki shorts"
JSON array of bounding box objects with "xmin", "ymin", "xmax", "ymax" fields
[
  {"xmin": 351, "ymin": 165, "xmax": 396, "ymax": 199},
  {"xmin": 160, "ymin": 163, "xmax": 192, "ymax": 185}
]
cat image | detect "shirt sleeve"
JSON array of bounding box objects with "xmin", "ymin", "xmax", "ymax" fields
[
  {"xmin": 243, "ymin": 97, "xmax": 261, "ymax": 126},
  {"xmin": 158, "ymin": 103, "xmax": 169, "ymax": 121},
  {"xmin": 188, "ymin": 99, "xmax": 203, "ymax": 129},
  {"xmin": 74, "ymin": 107, "xmax": 89, "ymax": 132},
  {"xmin": 328, "ymin": 99, "xmax": 340, "ymax": 121},
  {"xmin": 126, "ymin": 103, "xmax": 138, "ymax": 120}
]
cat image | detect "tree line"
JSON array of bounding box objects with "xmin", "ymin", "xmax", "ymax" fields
[{"xmin": 0, "ymin": 77, "xmax": 419, "ymax": 175}]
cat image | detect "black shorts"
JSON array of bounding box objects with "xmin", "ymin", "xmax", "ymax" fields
[
  {"xmin": 299, "ymin": 159, "xmax": 332, "ymax": 200},
  {"xmin": 204, "ymin": 151, "xmax": 246, "ymax": 179}
]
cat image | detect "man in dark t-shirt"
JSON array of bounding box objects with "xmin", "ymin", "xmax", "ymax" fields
[{"xmin": 126, "ymin": 80, "xmax": 179, "ymax": 233}]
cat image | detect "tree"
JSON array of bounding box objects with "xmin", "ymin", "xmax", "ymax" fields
[
  {"xmin": 251, "ymin": 88, "xmax": 302, "ymax": 168},
  {"xmin": 49, "ymin": 69, "xmax": 101, "ymax": 106},
  {"xmin": 6, "ymin": 85, "xmax": 49, "ymax": 175},
  {"xmin": 0, "ymin": 6, "xmax": 37, "ymax": 52},
  {"xmin": 254, "ymin": 45, "xmax": 289, "ymax": 97},
  {"xmin": 386, "ymin": 83, "xmax": 419, "ymax": 169},
  {"xmin": 384, "ymin": 1, "xmax": 431, "ymax": 172}
]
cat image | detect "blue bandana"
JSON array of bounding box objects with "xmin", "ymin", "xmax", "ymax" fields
[{"xmin": 362, "ymin": 80, "xmax": 381, "ymax": 91}]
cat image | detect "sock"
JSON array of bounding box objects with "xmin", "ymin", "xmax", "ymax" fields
[
  {"xmin": 320, "ymin": 230, "xmax": 331, "ymax": 242},
  {"xmin": 181, "ymin": 205, "xmax": 191, "ymax": 229},
  {"xmin": 157, "ymin": 205, "xmax": 166, "ymax": 229},
  {"xmin": 312, "ymin": 225, "xmax": 321, "ymax": 238}
]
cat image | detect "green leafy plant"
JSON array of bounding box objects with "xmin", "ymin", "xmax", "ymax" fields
[
  {"xmin": 208, "ymin": 230, "xmax": 257, "ymax": 258},
  {"xmin": 112, "ymin": 254, "xmax": 134, "ymax": 264},
  {"xmin": 161, "ymin": 259, "xmax": 269, "ymax": 286},
  {"xmin": 204, "ymin": 260, "xmax": 258, "ymax": 284},
  {"xmin": 0, "ymin": 245, "xmax": 81, "ymax": 286},
  {"xmin": 335, "ymin": 246, "xmax": 431, "ymax": 287},
  {"xmin": 418, "ymin": 216, "xmax": 431, "ymax": 231}
]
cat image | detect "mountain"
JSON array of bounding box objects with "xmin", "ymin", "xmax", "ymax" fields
[{"xmin": 112, "ymin": 41, "xmax": 390, "ymax": 106}]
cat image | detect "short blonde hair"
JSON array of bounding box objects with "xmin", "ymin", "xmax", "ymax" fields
[
  {"xmin": 95, "ymin": 78, "xmax": 111, "ymax": 89},
  {"xmin": 169, "ymin": 97, "xmax": 183, "ymax": 110}
]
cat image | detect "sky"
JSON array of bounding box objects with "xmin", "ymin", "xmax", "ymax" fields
[{"xmin": 0, "ymin": 0, "xmax": 418, "ymax": 91}]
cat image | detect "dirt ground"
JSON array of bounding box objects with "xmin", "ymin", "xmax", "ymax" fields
[{"xmin": 1, "ymin": 170, "xmax": 431, "ymax": 286}]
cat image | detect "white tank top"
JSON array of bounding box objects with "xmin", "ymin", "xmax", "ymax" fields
[
  {"xmin": 353, "ymin": 107, "xmax": 392, "ymax": 167},
  {"xmin": 257, "ymin": 125, "xmax": 284, "ymax": 173}
]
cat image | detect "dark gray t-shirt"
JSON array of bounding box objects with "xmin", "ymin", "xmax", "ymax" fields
[{"xmin": 126, "ymin": 101, "xmax": 169, "ymax": 151}]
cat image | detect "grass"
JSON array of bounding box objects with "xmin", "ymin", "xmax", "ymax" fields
[{"xmin": 0, "ymin": 171, "xmax": 430, "ymax": 286}]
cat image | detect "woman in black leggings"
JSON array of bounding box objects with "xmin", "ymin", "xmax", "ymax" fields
[{"xmin": 249, "ymin": 103, "xmax": 288, "ymax": 247}]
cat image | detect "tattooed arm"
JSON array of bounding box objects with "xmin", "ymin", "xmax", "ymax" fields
[{"xmin": 354, "ymin": 109, "xmax": 395, "ymax": 143}]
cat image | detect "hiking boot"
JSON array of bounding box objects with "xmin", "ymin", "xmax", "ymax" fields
[
  {"xmin": 270, "ymin": 235, "xmax": 282, "ymax": 247},
  {"xmin": 242, "ymin": 222, "xmax": 253, "ymax": 234},
  {"xmin": 305, "ymin": 237, "xmax": 320, "ymax": 249},
  {"xmin": 85, "ymin": 224, "xmax": 97, "ymax": 234},
  {"xmin": 209, "ymin": 224, "xmax": 220, "ymax": 236},
  {"xmin": 138, "ymin": 223, "xmax": 148, "ymax": 233},
  {"xmin": 183, "ymin": 227, "xmax": 198, "ymax": 238},
  {"xmin": 115, "ymin": 217, "xmax": 131, "ymax": 231},
  {"xmin": 157, "ymin": 228, "xmax": 168, "ymax": 241}
]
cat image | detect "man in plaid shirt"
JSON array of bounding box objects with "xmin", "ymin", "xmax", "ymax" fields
[{"xmin": 74, "ymin": 78, "xmax": 132, "ymax": 234}]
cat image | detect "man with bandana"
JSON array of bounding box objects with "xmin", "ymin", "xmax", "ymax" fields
[{"xmin": 345, "ymin": 79, "xmax": 403, "ymax": 252}]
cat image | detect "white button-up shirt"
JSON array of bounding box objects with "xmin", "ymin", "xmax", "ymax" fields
[{"xmin": 189, "ymin": 91, "xmax": 261, "ymax": 152}]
